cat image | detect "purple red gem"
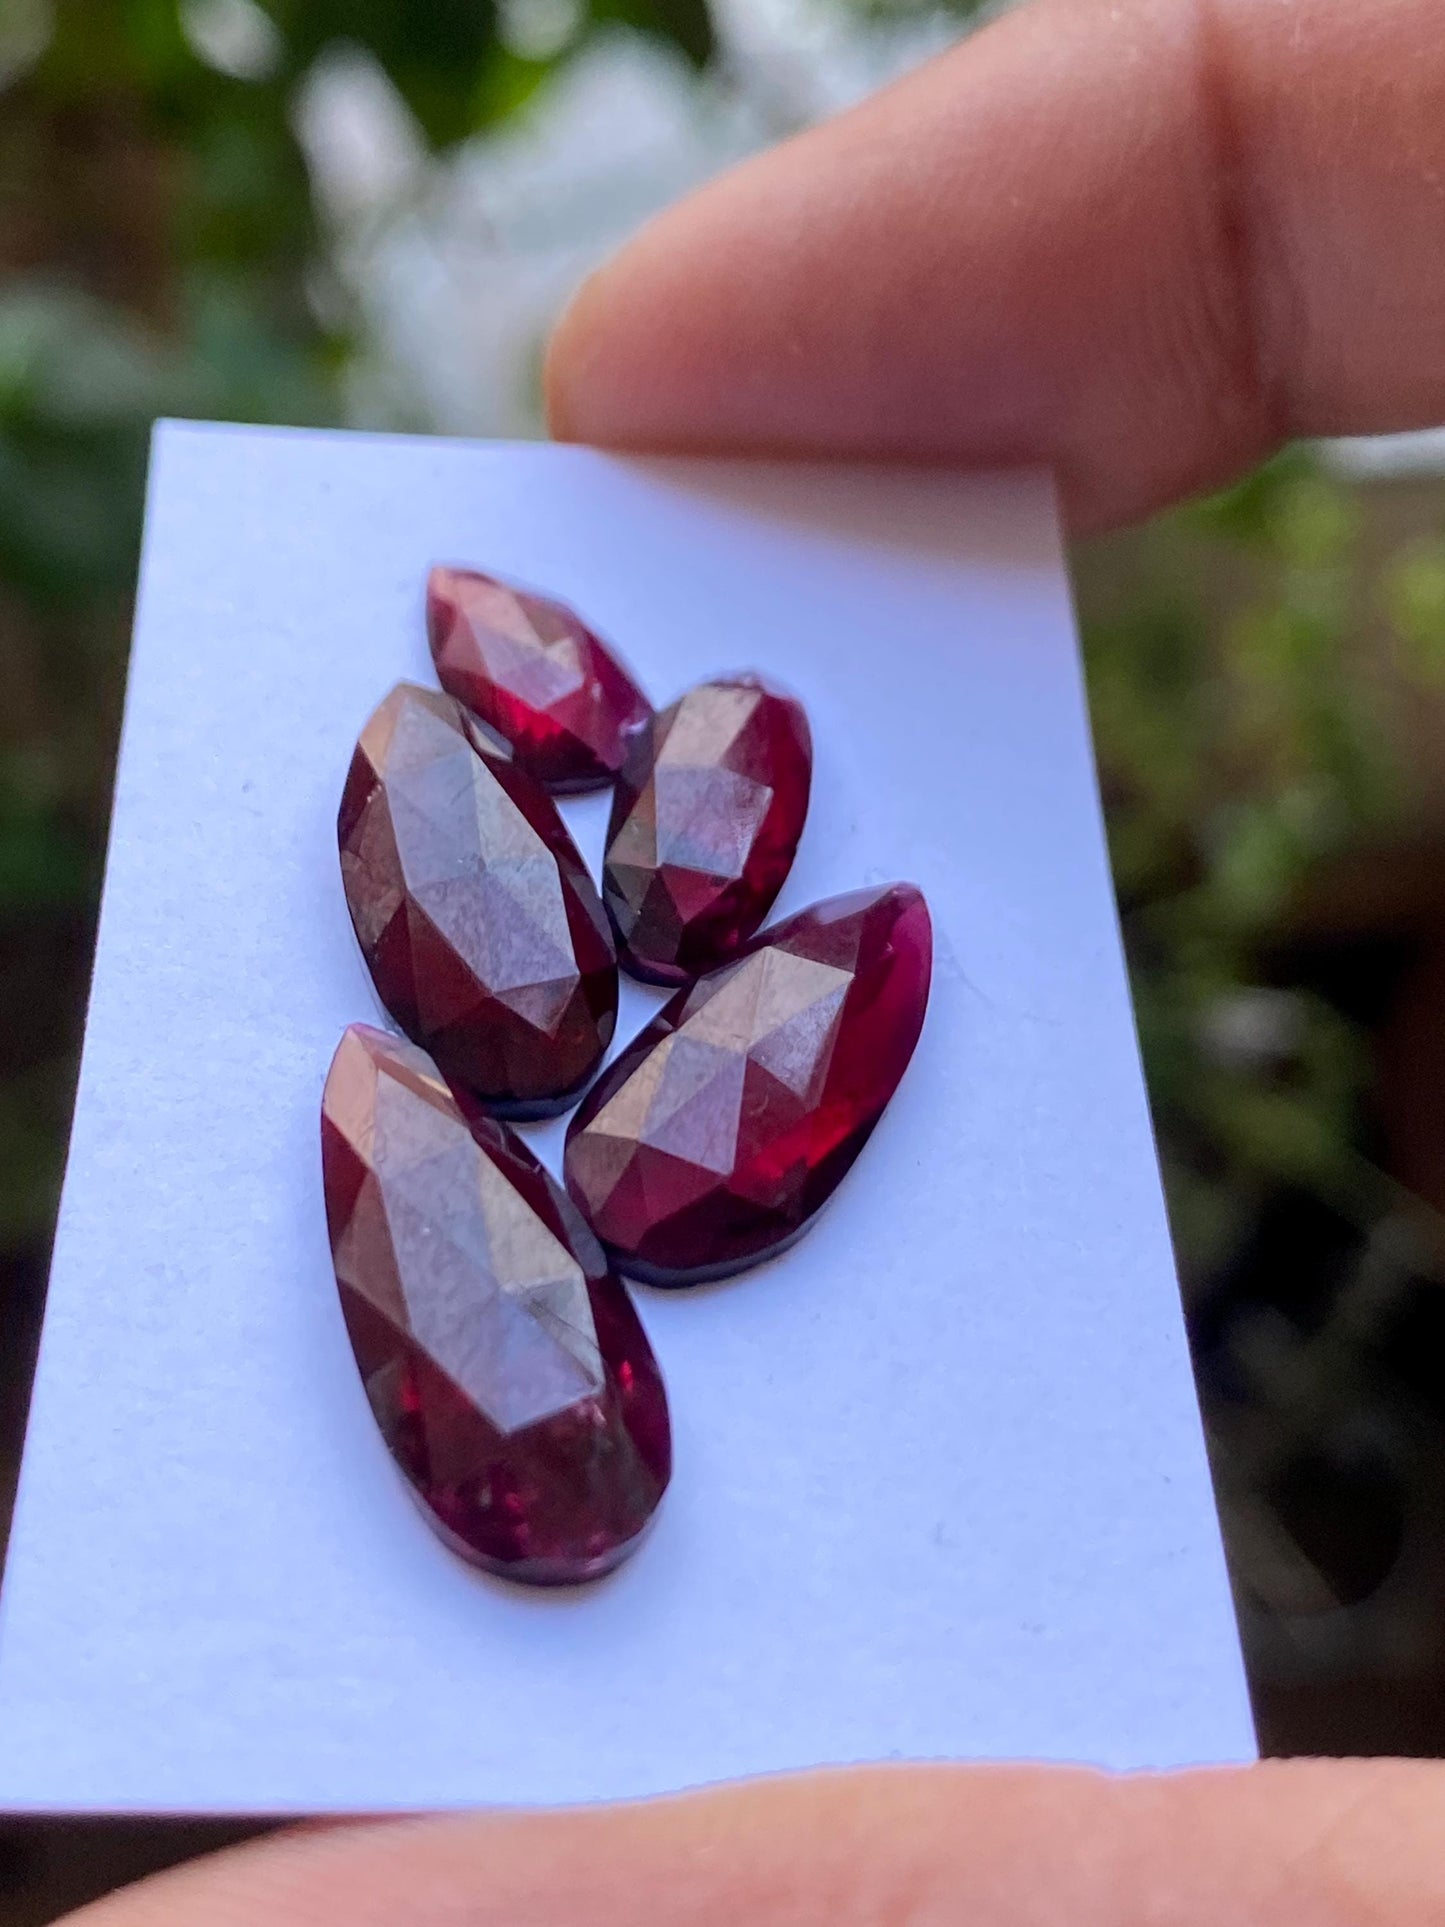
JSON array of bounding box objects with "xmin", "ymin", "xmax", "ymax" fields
[
  {"xmin": 427, "ymin": 567, "xmax": 652, "ymax": 793},
  {"xmin": 564, "ymin": 884, "xmax": 932, "ymax": 1284},
  {"xmin": 338, "ymin": 682, "xmax": 617, "ymax": 1120},
  {"xmin": 322, "ymin": 1024, "xmax": 671, "ymax": 1584},
  {"xmin": 603, "ymin": 674, "xmax": 813, "ymax": 986}
]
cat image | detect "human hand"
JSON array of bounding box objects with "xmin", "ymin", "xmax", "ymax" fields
[
  {"xmin": 547, "ymin": 0, "xmax": 1445, "ymax": 533},
  {"xmin": 58, "ymin": 0, "xmax": 1445, "ymax": 1918},
  {"xmin": 52, "ymin": 1760, "xmax": 1445, "ymax": 1922}
]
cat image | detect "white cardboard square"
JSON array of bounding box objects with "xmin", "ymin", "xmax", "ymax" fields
[{"xmin": 0, "ymin": 424, "xmax": 1254, "ymax": 1813}]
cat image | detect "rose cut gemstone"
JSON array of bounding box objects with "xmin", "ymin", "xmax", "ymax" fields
[
  {"xmin": 565, "ymin": 884, "xmax": 932, "ymax": 1284},
  {"xmin": 427, "ymin": 566, "xmax": 652, "ymax": 792},
  {"xmin": 338, "ymin": 682, "xmax": 617, "ymax": 1120},
  {"xmin": 604, "ymin": 674, "xmax": 813, "ymax": 986},
  {"xmin": 322, "ymin": 1024, "xmax": 671, "ymax": 1584}
]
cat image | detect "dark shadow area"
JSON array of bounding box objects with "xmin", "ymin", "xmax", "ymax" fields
[{"xmin": 0, "ymin": 1822, "xmax": 274, "ymax": 1926}]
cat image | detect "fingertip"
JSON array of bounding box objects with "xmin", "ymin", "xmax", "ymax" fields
[
  {"xmin": 543, "ymin": 203, "xmax": 712, "ymax": 449},
  {"xmin": 543, "ymin": 268, "xmax": 607, "ymax": 444},
  {"xmin": 541, "ymin": 152, "xmax": 811, "ymax": 455}
]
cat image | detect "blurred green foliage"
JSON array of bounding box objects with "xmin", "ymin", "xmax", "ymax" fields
[{"xmin": 1084, "ymin": 453, "xmax": 1445, "ymax": 1280}]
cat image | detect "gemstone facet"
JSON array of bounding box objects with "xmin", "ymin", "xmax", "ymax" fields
[
  {"xmin": 322, "ymin": 1024, "xmax": 671, "ymax": 1584},
  {"xmin": 565, "ymin": 884, "xmax": 931, "ymax": 1284},
  {"xmin": 427, "ymin": 567, "xmax": 652, "ymax": 792},
  {"xmin": 339, "ymin": 682, "xmax": 617, "ymax": 1119},
  {"xmin": 603, "ymin": 675, "xmax": 813, "ymax": 986}
]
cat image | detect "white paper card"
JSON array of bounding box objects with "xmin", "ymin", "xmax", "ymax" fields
[{"xmin": 0, "ymin": 424, "xmax": 1254, "ymax": 1813}]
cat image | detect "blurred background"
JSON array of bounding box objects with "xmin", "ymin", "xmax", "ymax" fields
[{"xmin": 3, "ymin": 0, "xmax": 1445, "ymax": 1914}]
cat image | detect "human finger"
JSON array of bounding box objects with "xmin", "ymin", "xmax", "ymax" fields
[
  {"xmin": 547, "ymin": 0, "xmax": 1445, "ymax": 532},
  {"xmin": 61, "ymin": 1758, "xmax": 1445, "ymax": 1925}
]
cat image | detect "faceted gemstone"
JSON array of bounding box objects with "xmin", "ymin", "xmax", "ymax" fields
[
  {"xmin": 322, "ymin": 1024, "xmax": 671, "ymax": 1584},
  {"xmin": 338, "ymin": 682, "xmax": 617, "ymax": 1120},
  {"xmin": 604, "ymin": 675, "xmax": 813, "ymax": 986},
  {"xmin": 427, "ymin": 567, "xmax": 652, "ymax": 792},
  {"xmin": 565, "ymin": 884, "xmax": 932, "ymax": 1284}
]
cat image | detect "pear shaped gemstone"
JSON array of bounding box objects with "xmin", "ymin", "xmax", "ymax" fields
[
  {"xmin": 339, "ymin": 682, "xmax": 617, "ymax": 1119},
  {"xmin": 322, "ymin": 1024, "xmax": 671, "ymax": 1583},
  {"xmin": 565, "ymin": 884, "xmax": 931, "ymax": 1284},
  {"xmin": 603, "ymin": 675, "xmax": 812, "ymax": 986},
  {"xmin": 428, "ymin": 567, "xmax": 651, "ymax": 792}
]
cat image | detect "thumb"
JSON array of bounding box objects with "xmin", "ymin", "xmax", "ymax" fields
[
  {"xmin": 546, "ymin": 0, "xmax": 1445, "ymax": 532},
  {"xmin": 59, "ymin": 1760, "xmax": 1445, "ymax": 1925}
]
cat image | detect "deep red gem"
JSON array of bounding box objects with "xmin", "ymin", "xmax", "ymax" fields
[
  {"xmin": 604, "ymin": 675, "xmax": 812, "ymax": 986},
  {"xmin": 564, "ymin": 884, "xmax": 932, "ymax": 1284},
  {"xmin": 338, "ymin": 682, "xmax": 617, "ymax": 1120},
  {"xmin": 427, "ymin": 567, "xmax": 652, "ymax": 792},
  {"xmin": 322, "ymin": 1024, "xmax": 671, "ymax": 1585}
]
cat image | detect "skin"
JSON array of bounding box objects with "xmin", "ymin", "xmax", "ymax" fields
[
  {"xmin": 547, "ymin": 0, "xmax": 1445, "ymax": 533},
  {"xmin": 65, "ymin": 0, "xmax": 1445, "ymax": 1917}
]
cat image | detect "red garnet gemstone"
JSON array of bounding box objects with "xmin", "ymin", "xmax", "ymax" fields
[
  {"xmin": 564, "ymin": 884, "xmax": 931, "ymax": 1284},
  {"xmin": 322, "ymin": 1024, "xmax": 671, "ymax": 1585},
  {"xmin": 338, "ymin": 682, "xmax": 617, "ymax": 1120},
  {"xmin": 427, "ymin": 567, "xmax": 652, "ymax": 792},
  {"xmin": 603, "ymin": 675, "xmax": 813, "ymax": 986}
]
